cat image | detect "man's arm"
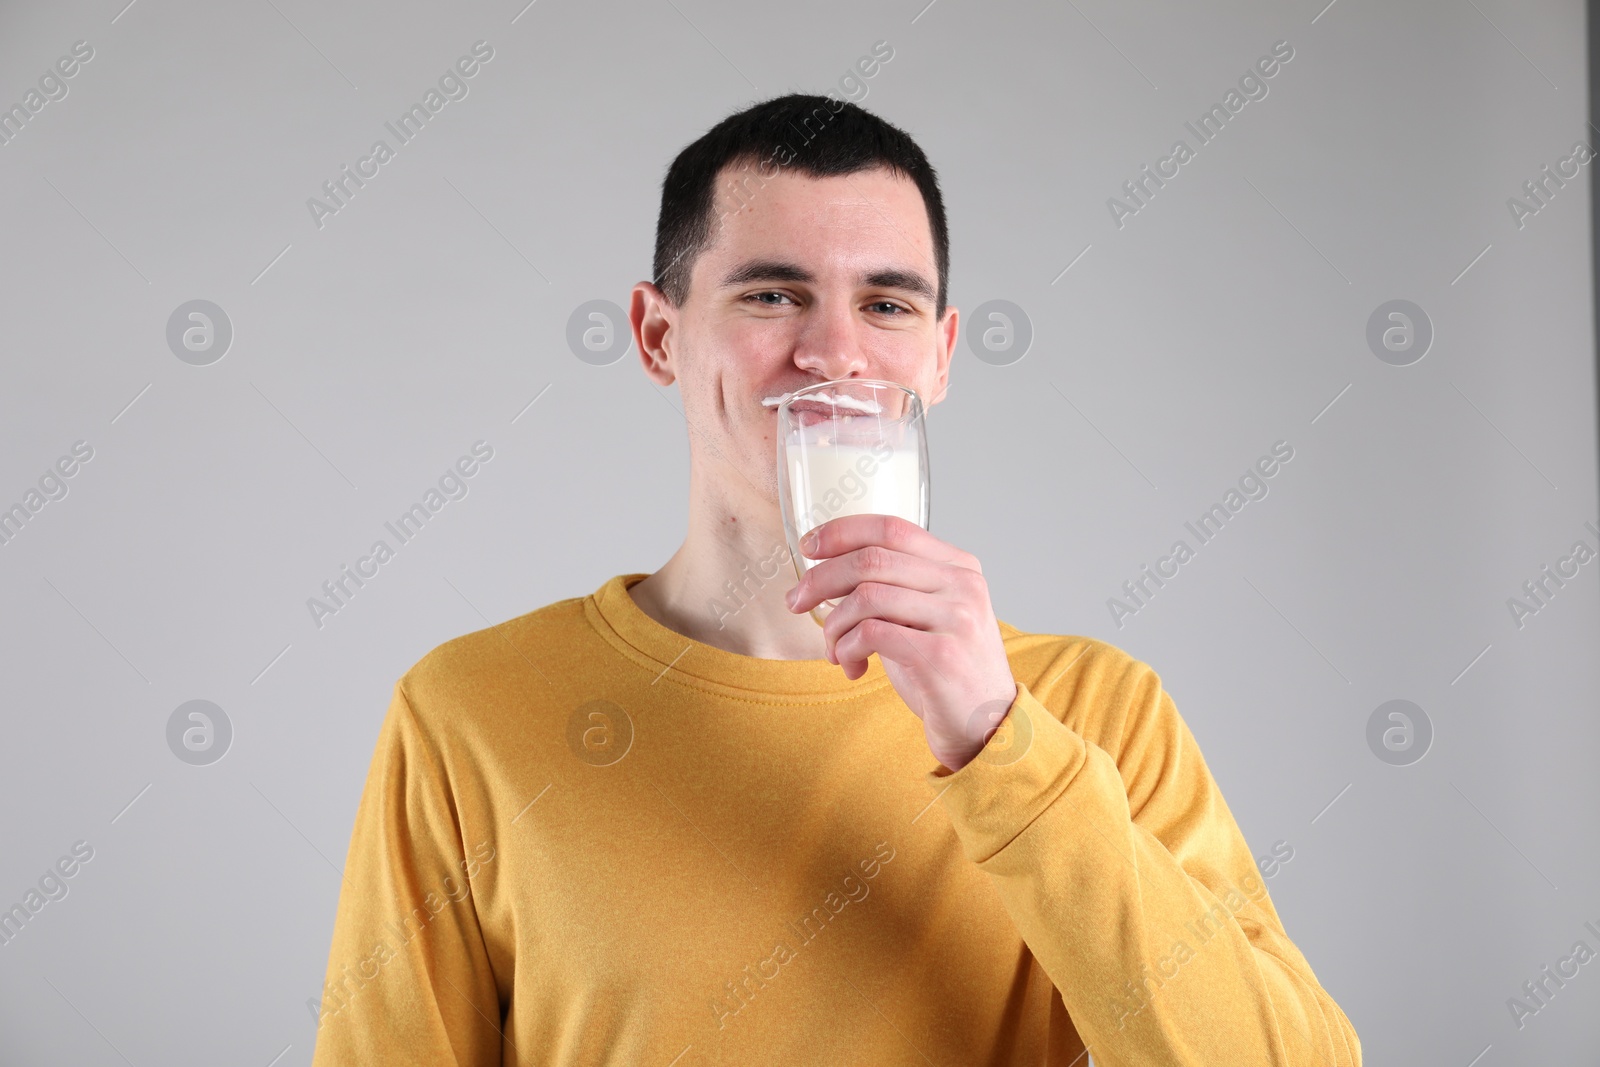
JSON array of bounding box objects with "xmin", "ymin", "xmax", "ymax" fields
[
  {"xmin": 310, "ymin": 681, "xmax": 503, "ymax": 1066},
  {"xmin": 927, "ymin": 652, "xmax": 1361, "ymax": 1067},
  {"xmin": 788, "ymin": 513, "xmax": 1358, "ymax": 1063}
]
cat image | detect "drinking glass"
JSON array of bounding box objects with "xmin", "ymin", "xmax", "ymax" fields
[{"xmin": 776, "ymin": 379, "xmax": 930, "ymax": 627}]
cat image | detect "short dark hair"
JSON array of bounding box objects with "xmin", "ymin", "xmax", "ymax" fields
[{"xmin": 652, "ymin": 93, "xmax": 950, "ymax": 319}]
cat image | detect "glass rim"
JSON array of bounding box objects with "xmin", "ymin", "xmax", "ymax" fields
[{"xmin": 775, "ymin": 377, "xmax": 922, "ymax": 411}]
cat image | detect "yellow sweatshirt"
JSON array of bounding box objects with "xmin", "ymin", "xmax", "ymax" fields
[{"xmin": 309, "ymin": 573, "xmax": 1360, "ymax": 1067}]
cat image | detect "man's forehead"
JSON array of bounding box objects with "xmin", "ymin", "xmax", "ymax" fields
[{"xmin": 699, "ymin": 166, "xmax": 934, "ymax": 289}]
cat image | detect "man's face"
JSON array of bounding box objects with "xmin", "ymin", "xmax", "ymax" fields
[{"xmin": 632, "ymin": 162, "xmax": 957, "ymax": 505}]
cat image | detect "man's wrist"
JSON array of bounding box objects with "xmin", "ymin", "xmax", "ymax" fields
[
  {"xmin": 933, "ymin": 682, "xmax": 1019, "ymax": 771},
  {"xmin": 933, "ymin": 737, "xmax": 989, "ymax": 773}
]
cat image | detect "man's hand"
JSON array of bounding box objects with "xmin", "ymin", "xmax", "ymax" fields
[{"xmin": 785, "ymin": 514, "xmax": 1019, "ymax": 772}]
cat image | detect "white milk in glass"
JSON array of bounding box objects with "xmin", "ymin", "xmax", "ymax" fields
[{"xmin": 788, "ymin": 439, "xmax": 922, "ymax": 570}]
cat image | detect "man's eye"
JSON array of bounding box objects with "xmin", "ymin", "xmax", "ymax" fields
[
  {"xmin": 748, "ymin": 292, "xmax": 793, "ymax": 306},
  {"xmin": 869, "ymin": 301, "xmax": 907, "ymax": 315}
]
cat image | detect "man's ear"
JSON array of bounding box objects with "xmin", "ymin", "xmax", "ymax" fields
[
  {"xmin": 631, "ymin": 281, "xmax": 676, "ymax": 387},
  {"xmin": 928, "ymin": 303, "xmax": 957, "ymax": 405}
]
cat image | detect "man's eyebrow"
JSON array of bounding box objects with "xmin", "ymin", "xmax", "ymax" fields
[
  {"xmin": 719, "ymin": 260, "xmax": 813, "ymax": 289},
  {"xmin": 861, "ymin": 268, "xmax": 937, "ymax": 305},
  {"xmin": 718, "ymin": 260, "xmax": 937, "ymax": 305}
]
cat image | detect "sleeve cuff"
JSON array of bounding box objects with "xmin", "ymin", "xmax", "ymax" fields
[{"xmin": 922, "ymin": 680, "xmax": 1092, "ymax": 863}]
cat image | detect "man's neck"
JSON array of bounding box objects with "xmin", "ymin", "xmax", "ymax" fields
[{"xmin": 628, "ymin": 504, "xmax": 828, "ymax": 662}]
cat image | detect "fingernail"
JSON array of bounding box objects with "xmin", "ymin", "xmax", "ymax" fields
[
  {"xmin": 800, "ymin": 529, "xmax": 818, "ymax": 554},
  {"xmin": 785, "ymin": 585, "xmax": 798, "ymax": 607}
]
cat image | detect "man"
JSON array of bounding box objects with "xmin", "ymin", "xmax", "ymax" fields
[{"xmin": 310, "ymin": 93, "xmax": 1361, "ymax": 1066}]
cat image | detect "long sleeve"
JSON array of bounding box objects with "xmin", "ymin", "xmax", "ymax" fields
[
  {"xmin": 926, "ymin": 653, "xmax": 1360, "ymax": 1067},
  {"xmin": 309, "ymin": 681, "xmax": 504, "ymax": 1067}
]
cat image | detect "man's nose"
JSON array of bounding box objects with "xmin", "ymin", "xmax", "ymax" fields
[{"xmin": 791, "ymin": 298, "xmax": 870, "ymax": 381}]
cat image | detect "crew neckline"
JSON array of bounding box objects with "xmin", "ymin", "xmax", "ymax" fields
[{"xmin": 584, "ymin": 573, "xmax": 894, "ymax": 702}]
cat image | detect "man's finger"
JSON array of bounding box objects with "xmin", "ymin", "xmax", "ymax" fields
[
  {"xmin": 802, "ymin": 513, "xmax": 978, "ymax": 571},
  {"xmin": 833, "ymin": 616, "xmax": 936, "ymax": 693},
  {"xmin": 790, "ymin": 546, "xmax": 945, "ymax": 613},
  {"xmin": 821, "ymin": 581, "xmax": 944, "ymax": 662}
]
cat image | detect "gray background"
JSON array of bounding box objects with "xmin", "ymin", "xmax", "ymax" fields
[{"xmin": 1, "ymin": 0, "xmax": 1597, "ymax": 1064}]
